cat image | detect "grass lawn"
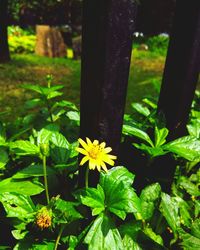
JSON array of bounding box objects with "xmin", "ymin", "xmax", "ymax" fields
[{"xmin": 0, "ymin": 49, "xmax": 199, "ymax": 121}]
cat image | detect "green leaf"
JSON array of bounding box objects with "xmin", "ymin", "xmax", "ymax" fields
[
  {"xmin": 187, "ymin": 119, "xmax": 200, "ymax": 138},
  {"xmin": 37, "ymin": 124, "xmax": 59, "ymax": 145},
  {"xmin": 142, "ymin": 98, "xmax": 157, "ymax": 109},
  {"xmin": 12, "ymin": 164, "xmax": 56, "ymax": 179},
  {"xmin": 100, "ymin": 167, "xmax": 141, "ymax": 220},
  {"xmin": 119, "ymin": 221, "xmax": 142, "ymax": 240},
  {"xmin": 54, "ymin": 198, "xmax": 83, "ymax": 224},
  {"xmin": 178, "ymin": 176, "xmax": 200, "ymax": 197},
  {"xmin": 24, "ymin": 98, "xmax": 43, "ymax": 109},
  {"xmin": 0, "ymin": 148, "xmax": 9, "ymax": 170},
  {"xmin": 84, "ymin": 213, "xmax": 124, "ymax": 250},
  {"xmin": 133, "ymin": 143, "xmax": 167, "ymax": 158},
  {"xmin": 0, "ymin": 192, "xmax": 35, "ymax": 221},
  {"xmin": 100, "ymin": 166, "xmax": 135, "ymax": 188},
  {"xmin": 140, "ymin": 183, "xmax": 161, "ymax": 220},
  {"xmin": 122, "ymin": 234, "xmax": 142, "ymax": 250},
  {"xmin": 140, "ymin": 183, "xmax": 161, "ymax": 202},
  {"xmin": 179, "ymin": 220, "xmax": 200, "ymax": 250},
  {"xmin": 10, "ymin": 140, "xmax": 40, "ymax": 156},
  {"xmin": 131, "ymin": 103, "xmax": 150, "ymax": 117},
  {"xmin": 164, "ymin": 136, "xmax": 200, "ymax": 161},
  {"xmin": 79, "ymin": 185, "xmax": 105, "ymax": 216},
  {"xmin": 143, "ymin": 227, "xmax": 163, "ymax": 246},
  {"xmin": 12, "ymin": 230, "xmax": 28, "ymax": 240},
  {"xmin": 154, "ymin": 127, "xmax": 168, "ymax": 147},
  {"xmin": 55, "ymin": 100, "xmax": 78, "ymax": 111},
  {"xmin": 47, "ymin": 90, "xmax": 63, "ymax": 99},
  {"xmin": 0, "ymin": 178, "xmax": 44, "ymax": 196},
  {"xmin": 20, "ymin": 84, "xmax": 44, "ymax": 94},
  {"xmin": 66, "ymin": 111, "xmax": 80, "ymax": 125},
  {"xmin": 50, "ymin": 132, "xmax": 71, "ymax": 164},
  {"xmin": 123, "ymin": 125, "xmax": 154, "ymax": 147},
  {"xmin": 160, "ymin": 193, "xmax": 180, "ymax": 234}
]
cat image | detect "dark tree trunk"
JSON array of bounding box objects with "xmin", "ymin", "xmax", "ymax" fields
[
  {"xmin": 0, "ymin": 0, "xmax": 10, "ymax": 63},
  {"xmin": 157, "ymin": 0, "xmax": 200, "ymax": 140},
  {"xmin": 78, "ymin": 0, "xmax": 137, "ymax": 187}
]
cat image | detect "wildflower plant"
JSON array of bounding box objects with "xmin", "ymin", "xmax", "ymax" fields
[{"xmin": 0, "ymin": 77, "xmax": 199, "ymax": 249}]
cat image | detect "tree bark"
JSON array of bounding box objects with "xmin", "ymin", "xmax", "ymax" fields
[
  {"xmin": 35, "ymin": 25, "xmax": 67, "ymax": 58},
  {"xmin": 0, "ymin": 0, "xmax": 10, "ymax": 63}
]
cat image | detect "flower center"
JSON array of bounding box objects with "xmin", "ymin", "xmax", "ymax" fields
[{"xmin": 89, "ymin": 146, "xmax": 101, "ymax": 159}]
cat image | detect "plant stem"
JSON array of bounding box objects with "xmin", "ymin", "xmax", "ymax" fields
[
  {"xmin": 54, "ymin": 224, "xmax": 65, "ymax": 250},
  {"xmin": 85, "ymin": 167, "xmax": 89, "ymax": 188},
  {"xmin": 43, "ymin": 155, "xmax": 50, "ymax": 204},
  {"xmin": 46, "ymin": 98, "xmax": 54, "ymax": 123}
]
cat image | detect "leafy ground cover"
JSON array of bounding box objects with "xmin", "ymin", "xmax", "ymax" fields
[{"xmin": 0, "ymin": 49, "xmax": 166, "ymax": 121}]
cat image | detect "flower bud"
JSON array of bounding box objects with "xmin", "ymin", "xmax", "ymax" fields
[
  {"xmin": 40, "ymin": 143, "xmax": 50, "ymax": 157},
  {"xmin": 35, "ymin": 207, "xmax": 52, "ymax": 230}
]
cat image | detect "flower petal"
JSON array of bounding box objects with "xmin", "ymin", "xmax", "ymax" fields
[
  {"xmin": 80, "ymin": 156, "xmax": 89, "ymax": 165},
  {"xmin": 86, "ymin": 137, "xmax": 93, "ymax": 146},
  {"xmin": 102, "ymin": 157, "xmax": 115, "ymax": 166},
  {"xmin": 107, "ymin": 154, "xmax": 117, "ymax": 160},
  {"xmin": 100, "ymin": 162, "xmax": 108, "ymax": 172},
  {"xmin": 89, "ymin": 159, "xmax": 96, "ymax": 170},
  {"xmin": 78, "ymin": 138, "xmax": 89, "ymax": 150},
  {"xmin": 93, "ymin": 139, "xmax": 99, "ymax": 145},
  {"xmin": 104, "ymin": 147, "xmax": 112, "ymax": 153},
  {"xmin": 76, "ymin": 147, "xmax": 88, "ymax": 156},
  {"xmin": 100, "ymin": 142, "xmax": 106, "ymax": 148}
]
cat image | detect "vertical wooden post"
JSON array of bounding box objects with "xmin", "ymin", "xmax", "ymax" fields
[
  {"xmin": 0, "ymin": 0, "xmax": 10, "ymax": 63},
  {"xmin": 79, "ymin": 0, "xmax": 137, "ymax": 186},
  {"xmin": 157, "ymin": 0, "xmax": 200, "ymax": 139}
]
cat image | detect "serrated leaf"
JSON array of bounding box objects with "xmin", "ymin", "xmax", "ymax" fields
[
  {"xmin": 54, "ymin": 198, "xmax": 83, "ymax": 224},
  {"xmin": 178, "ymin": 176, "xmax": 200, "ymax": 197},
  {"xmin": 50, "ymin": 132, "xmax": 70, "ymax": 164},
  {"xmin": 0, "ymin": 178, "xmax": 44, "ymax": 196},
  {"xmin": 139, "ymin": 183, "xmax": 161, "ymax": 220},
  {"xmin": 80, "ymin": 185, "xmax": 105, "ymax": 216},
  {"xmin": 10, "ymin": 140, "xmax": 40, "ymax": 156},
  {"xmin": 12, "ymin": 164, "xmax": 55, "ymax": 179},
  {"xmin": 37, "ymin": 124, "xmax": 59, "ymax": 145},
  {"xmin": 123, "ymin": 125, "xmax": 154, "ymax": 147},
  {"xmin": 140, "ymin": 183, "xmax": 161, "ymax": 202},
  {"xmin": 164, "ymin": 136, "xmax": 200, "ymax": 161},
  {"xmin": 0, "ymin": 192, "xmax": 35, "ymax": 220},
  {"xmin": 179, "ymin": 224, "xmax": 200, "ymax": 250},
  {"xmin": 84, "ymin": 213, "xmax": 124, "ymax": 250},
  {"xmin": 100, "ymin": 167, "xmax": 140, "ymax": 220},
  {"xmin": 187, "ymin": 119, "xmax": 200, "ymax": 138},
  {"xmin": 160, "ymin": 193, "xmax": 180, "ymax": 233},
  {"xmin": 122, "ymin": 234, "xmax": 142, "ymax": 250},
  {"xmin": 100, "ymin": 166, "xmax": 135, "ymax": 188}
]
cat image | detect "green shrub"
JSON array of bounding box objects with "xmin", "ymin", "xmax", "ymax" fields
[{"xmin": 8, "ymin": 34, "xmax": 36, "ymax": 54}]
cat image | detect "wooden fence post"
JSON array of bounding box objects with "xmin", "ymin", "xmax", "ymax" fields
[
  {"xmin": 79, "ymin": 0, "xmax": 137, "ymax": 186},
  {"xmin": 0, "ymin": 0, "xmax": 10, "ymax": 62},
  {"xmin": 157, "ymin": 0, "xmax": 200, "ymax": 139}
]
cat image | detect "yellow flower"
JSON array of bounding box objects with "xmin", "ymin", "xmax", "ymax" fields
[{"xmin": 76, "ymin": 138, "xmax": 117, "ymax": 172}]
